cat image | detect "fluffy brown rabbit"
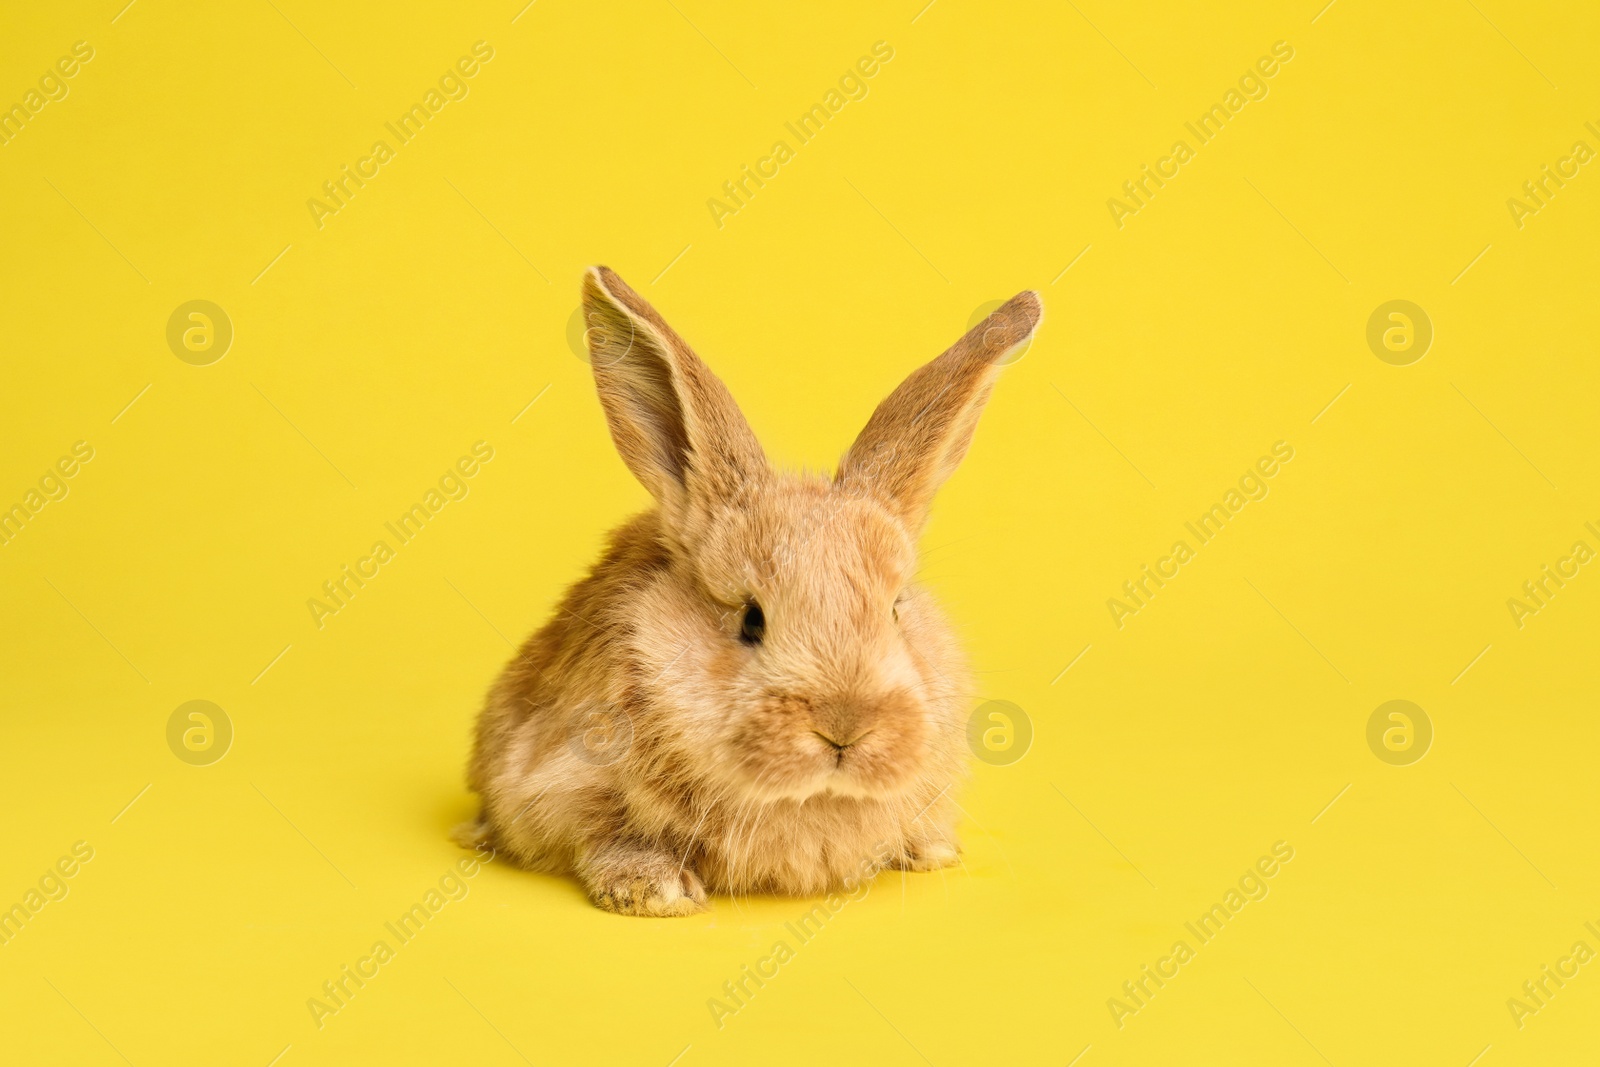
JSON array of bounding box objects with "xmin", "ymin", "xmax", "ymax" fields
[{"xmin": 458, "ymin": 267, "xmax": 1041, "ymax": 915}]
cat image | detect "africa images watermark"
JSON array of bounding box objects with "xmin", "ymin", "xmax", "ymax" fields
[
  {"xmin": 1505, "ymin": 521, "xmax": 1598, "ymax": 630},
  {"xmin": 305, "ymin": 844, "xmax": 495, "ymax": 1030},
  {"xmin": 1, "ymin": 440, "xmax": 96, "ymax": 549},
  {"xmin": 706, "ymin": 40, "xmax": 896, "ymax": 230},
  {"xmin": 306, "ymin": 41, "xmax": 496, "ymax": 231},
  {"xmin": 1106, "ymin": 441, "xmax": 1296, "ymax": 629},
  {"xmin": 1107, "ymin": 840, "xmax": 1296, "ymax": 1028},
  {"xmin": 705, "ymin": 840, "xmax": 898, "ymax": 1030},
  {"xmin": 306, "ymin": 441, "xmax": 495, "ymax": 629},
  {"xmin": 1107, "ymin": 40, "xmax": 1296, "ymax": 229},
  {"xmin": 1505, "ymin": 920, "xmax": 1600, "ymax": 1031},
  {"xmin": 0, "ymin": 40, "xmax": 95, "ymax": 148},
  {"xmin": 1505, "ymin": 120, "xmax": 1600, "ymax": 231},
  {"xmin": 1, "ymin": 841, "xmax": 96, "ymax": 948}
]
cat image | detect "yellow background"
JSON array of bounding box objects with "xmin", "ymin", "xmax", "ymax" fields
[{"xmin": 2, "ymin": 1, "xmax": 1597, "ymax": 1064}]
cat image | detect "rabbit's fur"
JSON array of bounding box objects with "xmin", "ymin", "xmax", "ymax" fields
[{"xmin": 460, "ymin": 267, "xmax": 1041, "ymax": 915}]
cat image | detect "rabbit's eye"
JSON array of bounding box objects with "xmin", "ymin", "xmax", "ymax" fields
[{"xmin": 740, "ymin": 601, "xmax": 765, "ymax": 645}]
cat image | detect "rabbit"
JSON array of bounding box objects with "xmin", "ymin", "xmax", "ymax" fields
[{"xmin": 457, "ymin": 266, "xmax": 1042, "ymax": 915}]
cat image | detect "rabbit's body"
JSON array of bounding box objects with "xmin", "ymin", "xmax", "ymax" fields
[
  {"xmin": 465, "ymin": 505, "xmax": 966, "ymax": 912},
  {"xmin": 461, "ymin": 268, "xmax": 1040, "ymax": 915}
]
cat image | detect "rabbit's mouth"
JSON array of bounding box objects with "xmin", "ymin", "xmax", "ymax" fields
[
  {"xmin": 730, "ymin": 727, "xmax": 922, "ymax": 803},
  {"xmin": 820, "ymin": 734, "xmax": 920, "ymax": 799},
  {"xmin": 738, "ymin": 764, "xmax": 910, "ymax": 804},
  {"xmin": 811, "ymin": 730, "xmax": 899, "ymax": 799}
]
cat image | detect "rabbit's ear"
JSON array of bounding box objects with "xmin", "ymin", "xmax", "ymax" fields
[
  {"xmin": 582, "ymin": 266, "xmax": 765, "ymax": 511},
  {"xmin": 838, "ymin": 291, "xmax": 1041, "ymax": 532}
]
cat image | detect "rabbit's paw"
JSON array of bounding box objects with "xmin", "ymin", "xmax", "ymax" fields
[
  {"xmin": 888, "ymin": 836, "xmax": 961, "ymax": 872},
  {"xmin": 584, "ymin": 846, "xmax": 708, "ymax": 917},
  {"xmin": 449, "ymin": 816, "xmax": 492, "ymax": 851}
]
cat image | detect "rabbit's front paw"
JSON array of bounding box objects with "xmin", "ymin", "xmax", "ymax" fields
[
  {"xmin": 888, "ymin": 836, "xmax": 961, "ymax": 872},
  {"xmin": 584, "ymin": 846, "xmax": 708, "ymax": 917}
]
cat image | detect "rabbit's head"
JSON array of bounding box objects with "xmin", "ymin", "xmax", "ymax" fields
[{"xmin": 580, "ymin": 267, "xmax": 1040, "ymax": 804}]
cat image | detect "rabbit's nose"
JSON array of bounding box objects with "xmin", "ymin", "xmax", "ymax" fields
[
  {"xmin": 812, "ymin": 727, "xmax": 872, "ymax": 750},
  {"xmin": 811, "ymin": 701, "xmax": 872, "ymax": 748}
]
